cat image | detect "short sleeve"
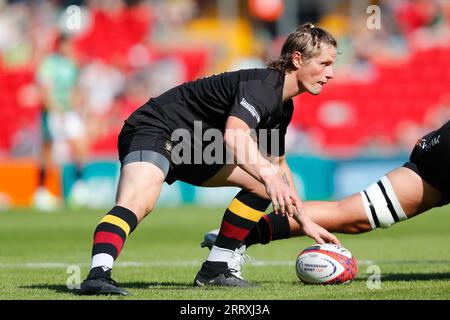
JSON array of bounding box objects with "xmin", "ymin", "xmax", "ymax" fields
[
  {"xmin": 263, "ymin": 99, "xmax": 294, "ymax": 157},
  {"xmin": 228, "ymin": 80, "xmax": 276, "ymax": 129}
]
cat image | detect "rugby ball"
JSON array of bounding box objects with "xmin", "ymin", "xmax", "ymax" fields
[{"xmin": 295, "ymin": 243, "xmax": 357, "ymax": 285}]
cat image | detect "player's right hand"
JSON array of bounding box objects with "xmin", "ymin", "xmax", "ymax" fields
[{"xmin": 262, "ymin": 172, "xmax": 297, "ymax": 216}]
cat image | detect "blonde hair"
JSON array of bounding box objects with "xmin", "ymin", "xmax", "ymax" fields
[{"xmin": 267, "ymin": 23, "xmax": 337, "ymax": 73}]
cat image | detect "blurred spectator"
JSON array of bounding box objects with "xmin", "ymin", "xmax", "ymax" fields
[
  {"xmin": 394, "ymin": 0, "xmax": 440, "ymax": 34},
  {"xmin": 78, "ymin": 59, "xmax": 125, "ymax": 141},
  {"xmin": 0, "ymin": 0, "xmax": 449, "ymax": 168},
  {"xmin": 34, "ymin": 34, "xmax": 87, "ymax": 210}
]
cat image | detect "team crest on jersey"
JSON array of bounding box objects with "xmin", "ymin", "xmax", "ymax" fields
[{"xmin": 164, "ymin": 140, "xmax": 173, "ymax": 153}]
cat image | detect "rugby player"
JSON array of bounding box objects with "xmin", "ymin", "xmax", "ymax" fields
[
  {"xmin": 79, "ymin": 24, "xmax": 340, "ymax": 295},
  {"xmin": 201, "ymin": 121, "xmax": 450, "ymax": 277}
]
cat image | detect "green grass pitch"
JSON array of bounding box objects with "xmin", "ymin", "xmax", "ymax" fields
[{"xmin": 0, "ymin": 205, "xmax": 449, "ymax": 300}]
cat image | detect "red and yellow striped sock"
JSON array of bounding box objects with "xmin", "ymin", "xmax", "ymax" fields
[
  {"xmin": 202, "ymin": 190, "xmax": 270, "ymax": 274},
  {"xmin": 215, "ymin": 191, "xmax": 270, "ymax": 250},
  {"xmin": 244, "ymin": 212, "xmax": 291, "ymax": 247},
  {"xmin": 89, "ymin": 206, "xmax": 138, "ymax": 272}
]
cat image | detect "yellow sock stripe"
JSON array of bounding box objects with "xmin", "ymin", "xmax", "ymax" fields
[
  {"xmin": 228, "ymin": 198, "xmax": 265, "ymax": 222},
  {"xmin": 100, "ymin": 215, "xmax": 131, "ymax": 236}
]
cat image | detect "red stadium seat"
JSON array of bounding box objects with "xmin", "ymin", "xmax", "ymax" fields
[{"xmin": 290, "ymin": 47, "xmax": 450, "ymax": 153}]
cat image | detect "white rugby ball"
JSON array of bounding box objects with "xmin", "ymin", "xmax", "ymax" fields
[{"xmin": 296, "ymin": 243, "xmax": 358, "ymax": 285}]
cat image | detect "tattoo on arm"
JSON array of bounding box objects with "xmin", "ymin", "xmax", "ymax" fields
[
  {"xmin": 282, "ymin": 172, "xmax": 290, "ymax": 187},
  {"xmin": 282, "ymin": 171, "xmax": 303, "ymax": 218}
]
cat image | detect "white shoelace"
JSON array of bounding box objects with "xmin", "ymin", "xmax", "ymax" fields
[{"xmin": 227, "ymin": 245, "xmax": 255, "ymax": 280}]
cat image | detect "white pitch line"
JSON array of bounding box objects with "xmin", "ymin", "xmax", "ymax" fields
[
  {"xmin": 0, "ymin": 261, "xmax": 199, "ymax": 269},
  {"xmin": 0, "ymin": 259, "xmax": 448, "ymax": 269}
]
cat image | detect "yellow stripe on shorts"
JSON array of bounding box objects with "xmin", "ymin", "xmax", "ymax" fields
[
  {"xmin": 100, "ymin": 215, "xmax": 131, "ymax": 236},
  {"xmin": 228, "ymin": 198, "xmax": 265, "ymax": 222}
]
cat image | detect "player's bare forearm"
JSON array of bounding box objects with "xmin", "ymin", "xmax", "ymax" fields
[
  {"xmin": 224, "ymin": 116, "xmax": 279, "ymax": 184},
  {"xmin": 277, "ymin": 160, "xmax": 341, "ymax": 245},
  {"xmin": 289, "ymin": 194, "xmax": 371, "ymax": 235},
  {"xmin": 278, "ymin": 157, "xmax": 304, "ymax": 212},
  {"xmin": 225, "ymin": 116, "xmax": 299, "ymax": 216},
  {"xmin": 225, "ymin": 133, "xmax": 276, "ymax": 184},
  {"xmin": 278, "ymin": 156, "xmax": 299, "ymax": 194}
]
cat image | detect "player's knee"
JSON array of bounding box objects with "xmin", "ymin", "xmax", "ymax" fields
[
  {"xmin": 116, "ymin": 195, "xmax": 155, "ymax": 222},
  {"xmin": 360, "ymin": 176, "xmax": 408, "ymax": 229}
]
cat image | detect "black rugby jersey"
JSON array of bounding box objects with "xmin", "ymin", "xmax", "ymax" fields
[
  {"xmin": 125, "ymin": 68, "xmax": 294, "ymax": 156},
  {"xmin": 405, "ymin": 120, "xmax": 450, "ymax": 197}
]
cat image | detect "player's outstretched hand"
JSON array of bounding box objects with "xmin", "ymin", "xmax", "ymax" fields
[{"xmin": 293, "ymin": 209, "xmax": 341, "ymax": 246}]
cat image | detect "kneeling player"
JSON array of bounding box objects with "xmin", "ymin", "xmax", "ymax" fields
[
  {"xmin": 78, "ymin": 24, "xmax": 339, "ymax": 295},
  {"xmin": 202, "ymin": 121, "xmax": 450, "ymax": 275}
]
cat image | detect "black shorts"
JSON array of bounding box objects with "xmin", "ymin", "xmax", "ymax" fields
[
  {"xmin": 118, "ymin": 122, "xmax": 224, "ymax": 186},
  {"xmin": 403, "ymin": 121, "xmax": 450, "ymax": 204}
]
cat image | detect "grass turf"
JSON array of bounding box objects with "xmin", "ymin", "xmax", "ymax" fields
[{"xmin": 0, "ymin": 205, "xmax": 449, "ymax": 300}]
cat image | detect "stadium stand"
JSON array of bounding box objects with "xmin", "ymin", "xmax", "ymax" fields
[
  {"xmin": 293, "ymin": 46, "xmax": 450, "ymax": 153},
  {"xmin": 0, "ymin": 0, "xmax": 449, "ymax": 207}
]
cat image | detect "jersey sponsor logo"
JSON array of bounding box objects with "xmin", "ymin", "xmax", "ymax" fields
[
  {"xmin": 240, "ymin": 98, "xmax": 260, "ymax": 123},
  {"xmin": 416, "ymin": 138, "xmax": 427, "ymax": 149},
  {"xmin": 416, "ymin": 135, "xmax": 440, "ymax": 151},
  {"xmin": 430, "ymin": 135, "xmax": 440, "ymax": 148}
]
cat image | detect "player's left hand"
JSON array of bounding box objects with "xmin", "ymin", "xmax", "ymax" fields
[{"xmin": 293, "ymin": 209, "xmax": 341, "ymax": 246}]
